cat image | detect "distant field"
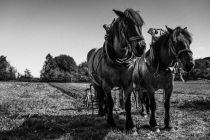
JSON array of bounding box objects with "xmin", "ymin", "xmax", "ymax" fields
[{"xmin": 0, "ymin": 81, "xmax": 210, "ymax": 139}]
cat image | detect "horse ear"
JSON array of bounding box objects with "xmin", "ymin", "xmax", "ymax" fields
[
  {"xmin": 165, "ymin": 25, "xmax": 173, "ymax": 33},
  {"xmin": 113, "ymin": 9, "xmax": 125, "ymax": 18},
  {"xmin": 184, "ymin": 27, "xmax": 187, "ymax": 30}
]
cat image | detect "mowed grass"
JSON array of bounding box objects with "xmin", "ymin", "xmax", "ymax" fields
[{"xmin": 0, "ymin": 81, "xmax": 210, "ymax": 140}]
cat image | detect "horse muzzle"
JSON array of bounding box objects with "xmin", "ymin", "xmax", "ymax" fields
[{"xmin": 183, "ymin": 60, "xmax": 194, "ymax": 72}]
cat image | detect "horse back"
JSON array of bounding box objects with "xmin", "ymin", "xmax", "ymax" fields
[{"xmin": 87, "ymin": 48, "xmax": 104, "ymax": 84}]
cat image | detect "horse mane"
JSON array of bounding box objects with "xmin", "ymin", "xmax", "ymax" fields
[
  {"xmin": 146, "ymin": 31, "xmax": 168, "ymax": 66},
  {"xmin": 105, "ymin": 9, "xmax": 145, "ymax": 45},
  {"xmin": 124, "ymin": 8, "xmax": 145, "ymax": 26},
  {"xmin": 172, "ymin": 26, "xmax": 192, "ymax": 44}
]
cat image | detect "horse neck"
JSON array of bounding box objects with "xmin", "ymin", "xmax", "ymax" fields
[{"xmin": 107, "ymin": 24, "xmax": 130, "ymax": 59}]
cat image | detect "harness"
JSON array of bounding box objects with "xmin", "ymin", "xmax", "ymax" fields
[
  {"xmin": 103, "ymin": 40, "xmax": 135, "ymax": 67},
  {"xmin": 90, "ymin": 17, "xmax": 144, "ymax": 85},
  {"xmin": 102, "ymin": 21, "xmax": 136, "ymax": 68}
]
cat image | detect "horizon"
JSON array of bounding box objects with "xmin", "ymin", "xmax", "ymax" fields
[{"xmin": 1, "ymin": 0, "xmax": 210, "ymax": 77}]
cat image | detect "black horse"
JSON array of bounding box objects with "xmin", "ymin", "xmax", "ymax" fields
[
  {"xmin": 133, "ymin": 26, "xmax": 194, "ymax": 132},
  {"xmin": 87, "ymin": 9, "xmax": 146, "ymax": 132}
]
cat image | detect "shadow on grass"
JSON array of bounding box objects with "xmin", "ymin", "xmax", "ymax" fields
[
  {"xmin": 49, "ymin": 83, "xmax": 84, "ymax": 99},
  {"xmin": 0, "ymin": 114, "xmax": 126, "ymax": 140},
  {"xmin": 177, "ymin": 97, "xmax": 210, "ymax": 111}
]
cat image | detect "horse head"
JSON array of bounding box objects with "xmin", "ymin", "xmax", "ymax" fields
[
  {"xmin": 166, "ymin": 26, "xmax": 194, "ymax": 72},
  {"xmin": 110, "ymin": 9, "xmax": 146, "ymax": 58}
]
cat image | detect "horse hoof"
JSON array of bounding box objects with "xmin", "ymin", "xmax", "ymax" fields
[
  {"xmin": 151, "ymin": 126, "xmax": 160, "ymax": 133},
  {"xmin": 164, "ymin": 126, "xmax": 175, "ymax": 131},
  {"xmin": 107, "ymin": 121, "xmax": 117, "ymax": 128},
  {"xmin": 140, "ymin": 112, "xmax": 147, "ymax": 118},
  {"xmin": 156, "ymin": 128, "xmax": 160, "ymax": 133},
  {"xmin": 126, "ymin": 127, "xmax": 138, "ymax": 135},
  {"xmin": 97, "ymin": 112, "xmax": 105, "ymax": 117},
  {"xmin": 106, "ymin": 123, "xmax": 117, "ymax": 128},
  {"xmin": 143, "ymin": 114, "xmax": 148, "ymax": 118},
  {"xmin": 133, "ymin": 131, "xmax": 138, "ymax": 136}
]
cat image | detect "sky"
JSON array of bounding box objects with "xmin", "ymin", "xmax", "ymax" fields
[{"xmin": 0, "ymin": 0, "xmax": 210, "ymax": 77}]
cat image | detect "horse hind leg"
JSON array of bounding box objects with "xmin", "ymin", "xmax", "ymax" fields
[
  {"xmin": 139, "ymin": 89, "xmax": 148, "ymax": 117},
  {"xmin": 134, "ymin": 88, "xmax": 148, "ymax": 117},
  {"xmin": 144, "ymin": 91, "xmax": 150, "ymax": 115},
  {"xmin": 118, "ymin": 88, "xmax": 124, "ymax": 109},
  {"xmin": 141, "ymin": 89, "xmax": 150, "ymax": 116}
]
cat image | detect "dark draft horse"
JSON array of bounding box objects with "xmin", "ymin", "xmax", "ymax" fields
[
  {"xmin": 133, "ymin": 26, "xmax": 194, "ymax": 132},
  {"xmin": 87, "ymin": 8, "xmax": 146, "ymax": 132}
]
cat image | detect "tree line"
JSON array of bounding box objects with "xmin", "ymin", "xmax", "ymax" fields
[
  {"xmin": 182, "ymin": 57, "xmax": 210, "ymax": 80},
  {"xmin": 0, "ymin": 55, "xmax": 33, "ymax": 81},
  {"xmin": 0, "ymin": 54, "xmax": 209, "ymax": 82},
  {"xmin": 40, "ymin": 53, "xmax": 89, "ymax": 82}
]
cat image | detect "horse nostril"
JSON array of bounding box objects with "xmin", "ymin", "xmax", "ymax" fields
[
  {"xmin": 185, "ymin": 61, "xmax": 194, "ymax": 71},
  {"xmin": 142, "ymin": 42, "xmax": 146, "ymax": 48}
]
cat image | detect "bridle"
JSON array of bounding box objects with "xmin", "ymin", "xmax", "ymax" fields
[
  {"xmin": 120, "ymin": 23, "xmax": 145, "ymax": 54},
  {"xmin": 168, "ymin": 37, "xmax": 192, "ymax": 67},
  {"xmin": 103, "ymin": 18, "xmax": 145, "ymax": 66},
  {"xmin": 145, "ymin": 31, "xmax": 192, "ymax": 78},
  {"xmin": 105, "ymin": 18, "xmax": 145, "ymax": 55}
]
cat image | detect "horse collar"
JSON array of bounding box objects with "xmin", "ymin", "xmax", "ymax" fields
[{"xmin": 104, "ymin": 40, "xmax": 135, "ymax": 68}]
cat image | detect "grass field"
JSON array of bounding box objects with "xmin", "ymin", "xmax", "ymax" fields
[{"xmin": 0, "ymin": 81, "xmax": 210, "ymax": 140}]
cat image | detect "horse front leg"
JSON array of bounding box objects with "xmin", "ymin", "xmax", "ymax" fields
[
  {"xmin": 164, "ymin": 86, "xmax": 173, "ymax": 131},
  {"xmin": 103, "ymin": 83, "xmax": 116, "ymax": 127},
  {"xmin": 124, "ymin": 87, "xmax": 137, "ymax": 133},
  {"xmin": 147, "ymin": 87, "xmax": 159, "ymax": 132}
]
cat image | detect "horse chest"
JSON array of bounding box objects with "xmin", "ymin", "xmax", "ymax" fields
[
  {"xmin": 101, "ymin": 65, "xmax": 133, "ymax": 86},
  {"xmin": 152, "ymin": 72, "xmax": 173, "ymax": 90}
]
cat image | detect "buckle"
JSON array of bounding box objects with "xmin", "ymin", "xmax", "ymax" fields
[{"xmin": 153, "ymin": 72, "xmax": 159, "ymax": 78}]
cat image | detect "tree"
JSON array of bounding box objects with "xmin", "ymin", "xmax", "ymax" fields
[
  {"xmin": 0, "ymin": 56, "xmax": 8, "ymax": 80},
  {"xmin": 77, "ymin": 61, "xmax": 90, "ymax": 82},
  {"xmin": 40, "ymin": 54, "xmax": 78, "ymax": 82},
  {"xmin": 24, "ymin": 68, "xmax": 33, "ymax": 80},
  {"xmin": 40, "ymin": 53, "xmax": 57, "ymax": 81},
  {"xmin": 54, "ymin": 54, "xmax": 77, "ymax": 73},
  {"xmin": 8, "ymin": 66, "xmax": 17, "ymax": 80},
  {"xmin": 0, "ymin": 55, "xmax": 17, "ymax": 80}
]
